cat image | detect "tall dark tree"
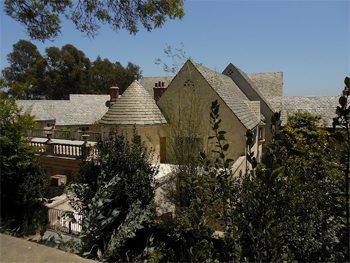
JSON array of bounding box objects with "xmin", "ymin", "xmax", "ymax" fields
[
  {"xmin": 115, "ymin": 62, "xmax": 142, "ymax": 94},
  {"xmin": 2, "ymin": 40, "xmax": 46, "ymax": 98},
  {"xmin": 44, "ymin": 44, "xmax": 91, "ymax": 99},
  {"xmin": 87, "ymin": 56, "xmax": 117, "ymax": 94},
  {"xmin": 0, "ymin": 93, "xmax": 48, "ymax": 235},
  {"xmin": 5, "ymin": 0, "xmax": 184, "ymax": 41},
  {"xmin": 1, "ymin": 40, "xmax": 142, "ymax": 99},
  {"xmin": 86, "ymin": 59, "xmax": 142, "ymax": 94}
]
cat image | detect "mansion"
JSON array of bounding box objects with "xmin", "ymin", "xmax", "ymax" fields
[{"xmin": 17, "ymin": 59, "xmax": 339, "ymax": 178}]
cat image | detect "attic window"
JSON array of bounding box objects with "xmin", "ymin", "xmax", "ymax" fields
[
  {"xmin": 184, "ymin": 79, "xmax": 195, "ymax": 88},
  {"xmin": 227, "ymin": 69, "xmax": 234, "ymax": 75}
]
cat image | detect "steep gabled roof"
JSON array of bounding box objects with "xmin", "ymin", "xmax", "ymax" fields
[
  {"xmin": 247, "ymin": 72, "xmax": 283, "ymax": 99},
  {"xmin": 268, "ymin": 96, "xmax": 338, "ymax": 127},
  {"xmin": 99, "ymin": 80, "xmax": 167, "ymax": 125},
  {"xmin": 223, "ymin": 63, "xmax": 276, "ymax": 113},
  {"xmin": 190, "ymin": 60, "xmax": 259, "ymax": 130}
]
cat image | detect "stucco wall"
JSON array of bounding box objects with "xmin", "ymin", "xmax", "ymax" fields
[
  {"xmin": 101, "ymin": 124, "xmax": 167, "ymax": 163},
  {"xmin": 223, "ymin": 65, "xmax": 274, "ymax": 146},
  {"xmin": 158, "ymin": 62, "xmax": 258, "ymax": 163}
]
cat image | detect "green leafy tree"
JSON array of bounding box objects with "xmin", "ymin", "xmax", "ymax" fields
[
  {"xmin": 68, "ymin": 131, "xmax": 157, "ymax": 262},
  {"xmin": 154, "ymin": 100, "xmax": 233, "ymax": 262},
  {"xmin": 5, "ymin": 0, "xmax": 185, "ymax": 41},
  {"xmin": 333, "ymin": 76, "xmax": 350, "ymax": 260},
  {"xmin": 0, "ymin": 93, "xmax": 48, "ymax": 235},
  {"xmin": 86, "ymin": 56, "xmax": 117, "ymax": 94},
  {"xmin": 2, "ymin": 40, "xmax": 143, "ymax": 99},
  {"xmin": 2, "ymin": 40, "xmax": 46, "ymax": 98},
  {"xmin": 44, "ymin": 44, "xmax": 91, "ymax": 99},
  {"xmin": 230, "ymin": 112, "xmax": 345, "ymax": 261}
]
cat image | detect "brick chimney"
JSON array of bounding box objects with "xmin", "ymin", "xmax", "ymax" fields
[
  {"xmin": 110, "ymin": 85, "xmax": 119, "ymax": 103},
  {"xmin": 153, "ymin": 81, "xmax": 167, "ymax": 102}
]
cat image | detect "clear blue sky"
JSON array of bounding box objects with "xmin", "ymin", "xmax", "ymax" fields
[{"xmin": 1, "ymin": 0, "xmax": 349, "ymax": 96}]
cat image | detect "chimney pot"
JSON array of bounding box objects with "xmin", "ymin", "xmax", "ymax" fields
[{"xmin": 153, "ymin": 80, "xmax": 167, "ymax": 103}]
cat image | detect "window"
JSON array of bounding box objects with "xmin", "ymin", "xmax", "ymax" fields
[
  {"xmin": 258, "ymin": 127, "xmax": 265, "ymax": 141},
  {"xmin": 79, "ymin": 126, "xmax": 90, "ymax": 132}
]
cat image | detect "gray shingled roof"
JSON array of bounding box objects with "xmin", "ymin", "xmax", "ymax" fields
[
  {"xmin": 268, "ymin": 96, "xmax": 338, "ymax": 127},
  {"xmin": 247, "ymin": 72, "xmax": 283, "ymax": 99},
  {"xmin": 99, "ymin": 80, "xmax": 167, "ymax": 125},
  {"xmin": 17, "ymin": 94, "xmax": 110, "ymax": 126},
  {"xmin": 24, "ymin": 102, "xmax": 56, "ymax": 121},
  {"xmin": 140, "ymin": 76, "xmax": 174, "ymax": 96},
  {"xmin": 190, "ymin": 60, "xmax": 259, "ymax": 130}
]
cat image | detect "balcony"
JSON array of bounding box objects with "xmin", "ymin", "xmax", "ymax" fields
[
  {"xmin": 29, "ymin": 134, "xmax": 98, "ymax": 160},
  {"xmin": 26, "ymin": 128, "xmax": 102, "ymax": 142}
]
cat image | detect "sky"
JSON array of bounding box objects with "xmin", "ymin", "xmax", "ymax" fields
[{"xmin": 0, "ymin": 0, "xmax": 349, "ymax": 96}]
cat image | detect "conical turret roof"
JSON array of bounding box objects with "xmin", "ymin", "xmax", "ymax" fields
[{"xmin": 99, "ymin": 80, "xmax": 167, "ymax": 125}]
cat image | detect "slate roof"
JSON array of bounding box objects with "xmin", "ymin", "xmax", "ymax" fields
[
  {"xmin": 24, "ymin": 102, "xmax": 56, "ymax": 121},
  {"xmin": 268, "ymin": 96, "xmax": 338, "ymax": 127},
  {"xmin": 17, "ymin": 94, "xmax": 110, "ymax": 126},
  {"xmin": 141, "ymin": 76, "xmax": 174, "ymax": 96},
  {"xmin": 247, "ymin": 72, "xmax": 283, "ymax": 99},
  {"xmin": 231, "ymin": 65, "xmax": 277, "ymax": 113},
  {"xmin": 99, "ymin": 80, "xmax": 167, "ymax": 125},
  {"xmin": 190, "ymin": 60, "xmax": 259, "ymax": 130}
]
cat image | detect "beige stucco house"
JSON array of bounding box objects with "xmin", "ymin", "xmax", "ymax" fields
[{"xmin": 17, "ymin": 59, "xmax": 339, "ymax": 173}]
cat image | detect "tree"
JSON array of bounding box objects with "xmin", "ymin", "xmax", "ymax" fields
[
  {"xmin": 5, "ymin": 0, "xmax": 185, "ymax": 41},
  {"xmin": 0, "ymin": 93, "xmax": 48, "ymax": 235},
  {"xmin": 2, "ymin": 40, "xmax": 46, "ymax": 98},
  {"xmin": 67, "ymin": 130, "xmax": 157, "ymax": 262},
  {"xmin": 44, "ymin": 44, "xmax": 91, "ymax": 99},
  {"xmin": 152, "ymin": 100, "xmax": 233, "ymax": 262},
  {"xmin": 333, "ymin": 76, "xmax": 350, "ymax": 260},
  {"xmin": 230, "ymin": 112, "xmax": 345, "ymax": 261},
  {"xmin": 86, "ymin": 56, "xmax": 117, "ymax": 94},
  {"xmin": 1, "ymin": 40, "xmax": 143, "ymax": 99}
]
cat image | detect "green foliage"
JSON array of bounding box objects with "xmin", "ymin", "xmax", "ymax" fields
[
  {"xmin": 233, "ymin": 111, "xmax": 345, "ymax": 261},
  {"xmin": 332, "ymin": 76, "xmax": 350, "ymax": 260},
  {"xmin": 5, "ymin": 0, "xmax": 184, "ymax": 41},
  {"xmin": 155, "ymin": 100, "xmax": 234, "ymax": 262},
  {"xmin": 2, "ymin": 40, "xmax": 142, "ymax": 99},
  {"xmin": 1, "ymin": 40, "xmax": 45, "ymax": 98},
  {"xmin": 0, "ymin": 93, "xmax": 48, "ymax": 236},
  {"xmin": 68, "ymin": 130, "xmax": 157, "ymax": 262},
  {"xmin": 245, "ymin": 129, "xmax": 257, "ymax": 170}
]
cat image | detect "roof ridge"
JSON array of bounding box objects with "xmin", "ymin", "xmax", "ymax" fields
[
  {"xmin": 247, "ymin": 71, "xmax": 283, "ymax": 75},
  {"xmin": 188, "ymin": 60, "xmax": 259, "ymax": 129},
  {"xmin": 225, "ymin": 63, "xmax": 276, "ymax": 113}
]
